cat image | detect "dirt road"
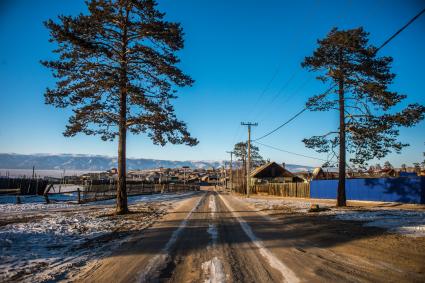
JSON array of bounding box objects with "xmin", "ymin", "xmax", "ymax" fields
[{"xmin": 76, "ymin": 187, "xmax": 425, "ymax": 283}]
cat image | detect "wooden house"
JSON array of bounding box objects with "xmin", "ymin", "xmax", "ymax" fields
[{"xmin": 250, "ymin": 162, "xmax": 300, "ymax": 184}]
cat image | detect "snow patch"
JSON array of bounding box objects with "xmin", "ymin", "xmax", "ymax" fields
[
  {"xmin": 207, "ymin": 195, "xmax": 219, "ymax": 245},
  {"xmin": 0, "ymin": 208, "xmax": 145, "ymax": 282},
  {"xmin": 209, "ymin": 195, "xmax": 217, "ymax": 214},
  {"xmin": 202, "ymin": 256, "xmax": 225, "ymax": 283},
  {"xmin": 242, "ymin": 197, "xmax": 317, "ymax": 213},
  {"xmin": 202, "ymin": 194, "xmax": 223, "ymax": 282},
  {"xmin": 332, "ymin": 210, "xmax": 425, "ymax": 237},
  {"xmin": 0, "ymin": 192, "xmax": 195, "ymax": 282},
  {"xmin": 207, "ymin": 224, "xmax": 219, "ymax": 246},
  {"xmin": 242, "ymin": 197, "xmax": 425, "ymax": 238},
  {"xmin": 0, "ymin": 191, "xmax": 197, "ymax": 213}
]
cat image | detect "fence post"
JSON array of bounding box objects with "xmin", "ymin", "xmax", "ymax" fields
[
  {"xmin": 77, "ymin": 188, "xmax": 81, "ymax": 204},
  {"xmin": 295, "ymin": 182, "xmax": 298, "ymax": 197},
  {"xmin": 44, "ymin": 193, "xmax": 50, "ymax": 204}
]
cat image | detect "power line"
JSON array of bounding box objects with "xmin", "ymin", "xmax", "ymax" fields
[
  {"xmin": 257, "ymin": 75, "xmax": 314, "ymax": 126},
  {"xmin": 250, "ymin": 62, "xmax": 286, "ymax": 113},
  {"xmin": 376, "ymin": 7, "xmax": 425, "ymax": 52},
  {"xmin": 252, "ymin": 7, "xmax": 425, "ymax": 142},
  {"xmin": 254, "ymin": 85, "xmax": 335, "ymax": 141},
  {"xmin": 247, "ymin": 1, "xmax": 322, "ymax": 121},
  {"xmin": 254, "ymin": 107, "xmax": 308, "ymax": 141},
  {"xmin": 253, "ymin": 140, "xmax": 328, "ymax": 162},
  {"xmin": 253, "ymin": 69, "xmax": 300, "ymax": 121}
]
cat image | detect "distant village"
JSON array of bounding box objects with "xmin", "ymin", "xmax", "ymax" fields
[{"xmin": 55, "ymin": 160, "xmax": 425, "ymax": 186}]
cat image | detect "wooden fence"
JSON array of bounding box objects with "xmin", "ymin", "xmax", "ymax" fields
[
  {"xmin": 233, "ymin": 182, "xmax": 310, "ymax": 198},
  {"xmin": 81, "ymin": 183, "xmax": 200, "ymax": 203}
]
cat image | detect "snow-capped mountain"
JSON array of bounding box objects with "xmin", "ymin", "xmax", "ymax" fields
[
  {"xmin": 0, "ymin": 153, "xmax": 223, "ymax": 170},
  {"xmin": 0, "ymin": 153, "xmax": 314, "ymax": 172}
]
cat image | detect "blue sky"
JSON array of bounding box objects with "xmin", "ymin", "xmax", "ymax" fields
[{"xmin": 0, "ymin": 0, "xmax": 424, "ymax": 167}]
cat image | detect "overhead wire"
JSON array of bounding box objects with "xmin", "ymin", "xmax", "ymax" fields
[
  {"xmin": 375, "ymin": 7, "xmax": 425, "ymax": 53},
  {"xmin": 247, "ymin": 0, "xmax": 321, "ymax": 122},
  {"xmin": 254, "ymin": 85, "xmax": 335, "ymax": 141},
  {"xmin": 253, "ymin": 140, "xmax": 328, "ymax": 162},
  {"xmin": 252, "ymin": 6, "xmax": 425, "ymax": 143}
]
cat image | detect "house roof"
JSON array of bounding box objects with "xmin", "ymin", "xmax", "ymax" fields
[
  {"xmin": 311, "ymin": 167, "xmax": 323, "ymax": 179},
  {"xmin": 250, "ymin": 162, "xmax": 294, "ymax": 178}
]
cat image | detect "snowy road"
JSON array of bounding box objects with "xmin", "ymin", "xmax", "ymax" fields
[
  {"xmin": 75, "ymin": 187, "xmax": 425, "ymax": 283},
  {"xmin": 1, "ymin": 188, "xmax": 424, "ymax": 282}
]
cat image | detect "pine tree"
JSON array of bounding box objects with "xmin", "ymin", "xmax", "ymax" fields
[
  {"xmin": 233, "ymin": 141, "xmax": 265, "ymax": 192},
  {"xmin": 384, "ymin": 161, "xmax": 393, "ymax": 169},
  {"xmin": 233, "ymin": 142, "xmax": 265, "ymax": 170},
  {"xmin": 301, "ymin": 27, "xmax": 425, "ymax": 206},
  {"xmin": 413, "ymin": 162, "xmax": 421, "ymax": 174},
  {"xmin": 42, "ymin": 0, "xmax": 198, "ymax": 214}
]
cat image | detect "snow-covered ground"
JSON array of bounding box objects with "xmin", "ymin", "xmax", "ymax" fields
[
  {"xmin": 332, "ymin": 210, "xmax": 425, "ymax": 237},
  {"xmin": 0, "ymin": 191, "xmax": 198, "ymax": 282},
  {"xmin": 242, "ymin": 197, "xmax": 326, "ymax": 213},
  {"xmin": 0, "ymin": 191, "xmax": 197, "ymax": 213},
  {"xmin": 240, "ymin": 196, "xmax": 425, "ymax": 237}
]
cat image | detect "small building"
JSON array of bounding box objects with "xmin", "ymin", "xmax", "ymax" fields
[
  {"xmin": 250, "ymin": 162, "xmax": 299, "ymax": 184},
  {"xmin": 311, "ymin": 167, "xmax": 339, "ymax": 180}
]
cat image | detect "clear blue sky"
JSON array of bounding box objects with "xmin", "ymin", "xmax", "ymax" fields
[{"xmin": 0, "ymin": 0, "xmax": 424, "ymax": 167}]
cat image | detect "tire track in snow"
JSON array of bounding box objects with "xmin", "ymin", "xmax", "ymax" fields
[
  {"xmin": 218, "ymin": 193, "xmax": 300, "ymax": 283},
  {"xmin": 138, "ymin": 193, "xmax": 206, "ymax": 282},
  {"xmin": 202, "ymin": 193, "xmax": 225, "ymax": 283}
]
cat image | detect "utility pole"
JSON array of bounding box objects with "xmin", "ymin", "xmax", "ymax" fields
[
  {"xmin": 241, "ymin": 122, "xmax": 258, "ymax": 197},
  {"xmin": 182, "ymin": 166, "xmax": 189, "ymax": 185},
  {"xmin": 226, "ymin": 151, "xmax": 234, "ymax": 192},
  {"xmin": 223, "ymin": 165, "xmax": 226, "ymax": 189}
]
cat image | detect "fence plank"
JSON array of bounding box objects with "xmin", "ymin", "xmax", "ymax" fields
[{"xmin": 249, "ymin": 182, "xmax": 310, "ymax": 198}]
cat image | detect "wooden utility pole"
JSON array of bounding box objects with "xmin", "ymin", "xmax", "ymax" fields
[
  {"xmin": 226, "ymin": 151, "xmax": 234, "ymax": 192},
  {"xmin": 182, "ymin": 166, "xmax": 189, "ymax": 185},
  {"xmin": 241, "ymin": 122, "xmax": 257, "ymax": 197},
  {"xmin": 223, "ymin": 165, "xmax": 226, "ymax": 188}
]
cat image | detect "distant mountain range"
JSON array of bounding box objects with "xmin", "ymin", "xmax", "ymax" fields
[{"xmin": 0, "ymin": 153, "xmax": 314, "ymax": 172}]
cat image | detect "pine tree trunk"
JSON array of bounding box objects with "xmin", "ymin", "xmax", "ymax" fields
[
  {"xmin": 116, "ymin": 116, "xmax": 128, "ymax": 214},
  {"xmin": 116, "ymin": 8, "xmax": 129, "ymax": 214},
  {"xmin": 116, "ymin": 75, "xmax": 128, "ymax": 214},
  {"xmin": 337, "ymin": 78, "xmax": 347, "ymax": 207}
]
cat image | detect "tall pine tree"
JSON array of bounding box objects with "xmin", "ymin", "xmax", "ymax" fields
[
  {"xmin": 42, "ymin": 0, "xmax": 198, "ymax": 214},
  {"xmin": 302, "ymin": 27, "xmax": 425, "ymax": 206},
  {"xmin": 233, "ymin": 142, "xmax": 265, "ymax": 169}
]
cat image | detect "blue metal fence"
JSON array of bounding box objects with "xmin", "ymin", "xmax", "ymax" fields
[{"xmin": 310, "ymin": 176, "xmax": 425, "ymax": 204}]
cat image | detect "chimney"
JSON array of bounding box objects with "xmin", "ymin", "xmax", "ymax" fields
[{"xmin": 282, "ymin": 162, "xmax": 285, "ymax": 169}]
